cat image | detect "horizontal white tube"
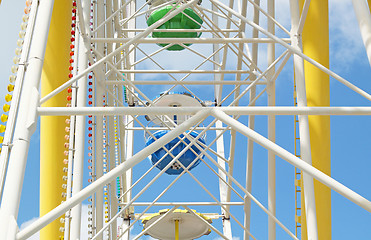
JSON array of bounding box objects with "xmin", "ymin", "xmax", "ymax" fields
[
  {"xmin": 37, "ymin": 106, "xmax": 371, "ymax": 116},
  {"xmin": 121, "ymin": 28, "xmax": 240, "ymax": 32},
  {"xmin": 120, "ymin": 202, "xmax": 244, "ymax": 206},
  {"xmin": 105, "ymin": 80, "xmax": 266, "ymax": 85},
  {"xmin": 117, "ymin": 69, "xmax": 251, "ymax": 73},
  {"xmin": 91, "ymin": 37, "xmax": 291, "ymax": 44}
]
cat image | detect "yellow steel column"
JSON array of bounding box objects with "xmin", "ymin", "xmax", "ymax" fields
[
  {"xmin": 368, "ymin": 0, "xmax": 371, "ymax": 12},
  {"xmin": 40, "ymin": 0, "xmax": 72, "ymax": 239},
  {"xmin": 299, "ymin": 1, "xmax": 331, "ymax": 240},
  {"xmin": 175, "ymin": 220, "xmax": 180, "ymax": 240}
]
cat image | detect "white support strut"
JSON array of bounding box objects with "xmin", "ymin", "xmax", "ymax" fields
[
  {"xmin": 37, "ymin": 106, "xmax": 371, "ymax": 116},
  {"xmin": 69, "ymin": 0, "xmax": 90, "ymax": 238},
  {"xmin": 211, "ymin": 109, "xmax": 371, "ymax": 212},
  {"xmin": 290, "ymin": 1, "xmax": 318, "ymax": 239},
  {"xmin": 0, "ymin": 0, "xmax": 56, "ymax": 239},
  {"xmin": 16, "ymin": 110, "xmax": 210, "ymax": 240},
  {"xmin": 352, "ymin": 0, "xmax": 371, "ymax": 66}
]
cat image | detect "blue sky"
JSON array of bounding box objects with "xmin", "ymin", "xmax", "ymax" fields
[{"xmin": 0, "ymin": 0, "xmax": 371, "ymax": 239}]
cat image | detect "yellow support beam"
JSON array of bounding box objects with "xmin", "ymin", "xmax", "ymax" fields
[
  {"xmin": 40, "ymin": 0, "xmax": 72, "ymax": 239},
  {"xmin": 299, "ymin": 1, "xmax": 331, "ymax": 240},
  {"xmin": 175, "ymin": 219, "xmax": 180, "ymax": 240}
]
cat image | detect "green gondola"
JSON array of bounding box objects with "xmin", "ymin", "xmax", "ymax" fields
[{"xmin": 146, "ymin": 5, "xmax": 203, "ymax": 51}]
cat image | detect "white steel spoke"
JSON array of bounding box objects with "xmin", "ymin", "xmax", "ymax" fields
[{"xmin": 211, "ymin": 0, "xmax": 371, "ymax": 101}]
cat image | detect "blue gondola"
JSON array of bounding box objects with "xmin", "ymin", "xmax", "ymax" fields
[{"xmin": 146, "ymin": 130, "xmax": 205, "ymax": 175}]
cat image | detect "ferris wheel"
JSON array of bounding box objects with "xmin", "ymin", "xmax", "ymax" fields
[{"xmin": 0, "ymin": 0, "xmax": 371, "ymax": 240}]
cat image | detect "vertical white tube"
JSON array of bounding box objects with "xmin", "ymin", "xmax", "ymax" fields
[
  {"xmin": 352, "ymin": 0, "xmax": 371, "ymax": 66},
  {"xmin": 289, "ymin": 1, "xmax": 318, "ymax": 239},
  {"xmin": 215, "ymin": 120, "xmax": 232, "ymax": 239},
  {"xmin": 120, "ymin": 0, "xmax": 135, "ymax": 237},
  {"xmin": 0, "ymin": 0, "xmax": 55, "ymax": 239},
  {"xmin": 212, "ymin": 2, "xmax": 222, "ymax": 102},
  {"xmin": 244, "ymin": 1, "xmax": 258, "ymax": 239},
  {"xmin": 267, "ymin": 0, "xmax": 276, "ymax": 239},
  {"xmin": 70, "ymin": 0, "xmax": 90, "ymax": 238},
  {"xmin": 95, "ymin": 0, "xmax": 106, "ymax": 238},
  {"xmin": 64, "ymin": 20, "xmax": 81, "ymax": 240},
  {"xmin": 105, "ymin": 1, "xmax": 119, "ymax": 238},
  {"xmin": 0, "ymin": 0, "xmax": 38, "ymax": 200}
]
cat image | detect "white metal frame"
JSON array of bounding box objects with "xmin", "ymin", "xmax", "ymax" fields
[{"xmin": 0, "ymin": 0, "xmax": 371, "ymax": 240}]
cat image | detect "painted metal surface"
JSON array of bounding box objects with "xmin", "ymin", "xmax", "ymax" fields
[
  {"xmin": 299, "ymin": 1, "xmax": 331, "ymax": 239},
  {"xmin": 40, "ymin": 1, "xmax": 72, "ymax": 239}
]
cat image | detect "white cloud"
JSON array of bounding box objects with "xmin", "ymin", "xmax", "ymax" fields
[
  {"xmin": 214, "ymin": 237, "xmax": 240, "ymax": 240},
  {"xmin": 19, "ymin": 218, "xmax": 40, "ymax": 240},
  {"xmin": 276, "ymin": 0, "xmax": 292, "ymax": 31},
  {"xmin": 329, "ymin": 0, "xmax": 365, "ymax": 70},
  {"xmin": 259, "ymin": 0, "xmax": 365, "ymax": 72}
]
